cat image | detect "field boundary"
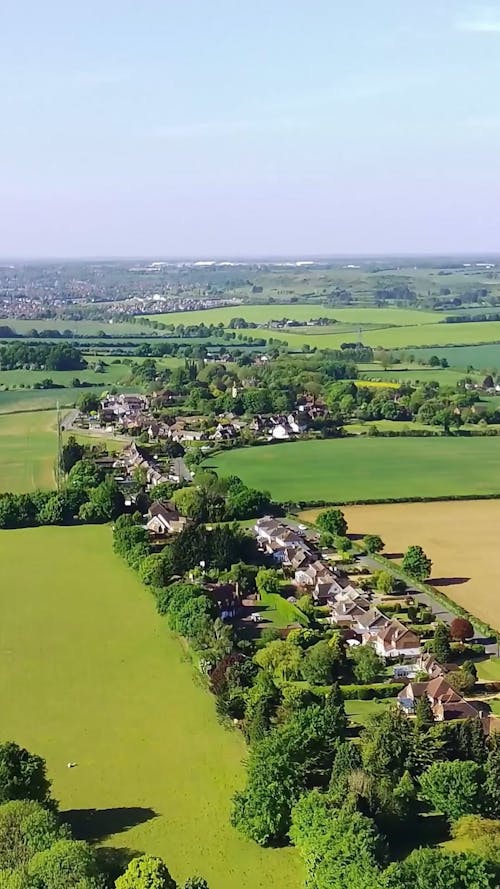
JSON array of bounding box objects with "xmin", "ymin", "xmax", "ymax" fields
[{"xmin": 285, "ymin": 492, "xmax": 500, "ymax": 510}]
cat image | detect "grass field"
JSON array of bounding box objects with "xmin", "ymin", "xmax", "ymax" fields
[
  {"xmin": 206, "ymin": 438, "xmax": 500, "ymax": 503},
  {"xmin": 147, "ymin": 306, "xmax": 500, "ymax": 351},
  {"xmin": 0, "ymin": 526, "xmax": 300, "ymax": 889},
  {"xmin": 330, "ymin": 501, "xmax": 500, "ymax": 631},
  {"xmin": 0, "ymin": 317, "xmax": 145, "ymax": 336},
  {"xmin": 0, "ymin": 411, "xmax": 56, "ymax": 491},
  {"xmin": 401, "ymin": 344, "xmax": 500, "ymax": 371}
]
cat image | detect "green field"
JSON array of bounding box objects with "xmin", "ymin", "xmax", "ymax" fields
[
  {"xmin": 401, "ymin": 344, "xmax": 500, "ymax": 371},
  {"xmin": 0, "ymin": 411, "xmax": 56, "ymax": 491},
  {"xmin": 0, "ymin": 526, "xmax": 300, "ymax": 889},
  {"xmin": 147, "ymin": 305, "xmax": 500, "ymax": 351},
  {"xmin": 205, "ymin": 437, "xmax": 500, "ymax": 502}
]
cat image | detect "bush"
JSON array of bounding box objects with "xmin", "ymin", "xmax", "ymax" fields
[{"xmin": 340, "ymin": 683, "xmax": 404, "ymax": 700}]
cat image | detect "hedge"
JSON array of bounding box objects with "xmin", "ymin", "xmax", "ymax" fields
[{"xmin": 340, "ymin": 682, "xmax": 405, "ymax": 700}]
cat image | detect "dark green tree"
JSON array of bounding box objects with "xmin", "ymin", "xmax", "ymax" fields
[
  {"xmin": 0, "ymin": 743, "xmax": 51, "ymax": 807},
  {"xmin": 402, "ymin": 545, "xmax": 432, "ymax": 581}
]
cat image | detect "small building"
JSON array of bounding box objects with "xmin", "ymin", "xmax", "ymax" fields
[
  {"xmin": 372, "ymin": 620, "xmax": 421, "ymax": 660},
  {"xmin": 146, "ymin": 501, "xmax": 190, "ymax": 536}
]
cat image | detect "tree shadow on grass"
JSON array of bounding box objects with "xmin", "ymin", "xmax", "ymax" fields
[{"xmin": 62, "ymin": 806, "xmax": 157, "ymax": 843}]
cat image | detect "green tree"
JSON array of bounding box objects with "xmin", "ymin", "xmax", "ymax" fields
[
  {"xmin": 420, "ymin": 760, "xmax": 484, "ymax": 822},
  {"xmin": 380, "ymin": 847, "xmax": 499, "ymax": 888},
  {"xmin": 485, "ymin": 734, "xmax": 500, "ymax": 817},
  {"xmin": 115, "ymin": 855, "xmax": 176, "ymax": 889},
  {"xmin": 290, "ymin": 791, "xmax": 384, "ymax": 889},
  {"xmin": 363, "ymin": 534, "xmax": 384, "ymax": 554},
  {"xmin": 301, "ymin": 640, "xmax": 341, "ymax": 685},
  {"xmin": 255, "ymin": 568, "xmax": 281, "ymax": 598},
  {"xmin": 316, "ymin": 509, "xmax": 348, "ymax": 537},
  {"xmin": 60, "ymin": 437, "xmax": 85, "ymax": 475},
  {"xmin": 415, "ymin": 695, "xmax": 434, "ymax": 730},
  {"xmin": 351, "ymin": 644, "xmax": 383, "ymax": 684},
  {"xmin": 432, "ymin": 622, "xmax": 451, "ymax": 663},
  {"xmin": 27, "ymin": 839, "xmax": 102, "ymax": 889},
  {"xmin": 0, "ymin": 743, "xmax": 51, "ymax": 807},
  {"xmin": 0, "ymin": 800, "xmax": 66, "ymax": 871},
  {"xmin": 184, "ymin": 880, "xmax": 209, "ymax": 889},
  {"xmin": 402, "ymin": 545, "xmax": 432, "ymax": 581},
  {"xmin": 361, "ymin": 709, "xmax": 416, "ymax": 780},
  {"xmin": 254, "ymin": 639, "xmax": 303, "ymax": 684},
  {"xmin": 374, "ymin": 570, "xmax": 395, "ymax": 595}
]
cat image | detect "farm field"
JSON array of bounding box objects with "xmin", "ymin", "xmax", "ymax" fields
[
  {"xmin": 148, "ymin": 306, "xmax": 500, "ymax": 351},
  {"xmin": 148, "ymin": 305, "xmax": 440, "ymax": 328},
  {"xmin": 401, "ymin": 344, "xmax": 500, "ymax": 371},
  {"xmin": 206, "ymin": 438, "xmax": 500, "ymax": 503},
  {"xmin": 359, "ymin": 367, "xmax": 479, "ymax": 387},
  {"xmin": 331, "ymin": 500, "xmax": 500, "ymax": 631},
  {"xmin": 0, "ymin": 526, "xmax": 300, "ymax": 889},
  {"xmin": 0, "ymin": 410, "xmax": 56, "ymax": 491}
]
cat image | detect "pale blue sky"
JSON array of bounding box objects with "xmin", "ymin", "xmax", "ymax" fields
[{"xmin": 1, "ymin": 1, "xmax": 500, "ymax": 257}]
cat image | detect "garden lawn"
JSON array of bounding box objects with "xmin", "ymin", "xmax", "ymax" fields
[
  {"xmin": 206, "ymin": 437, "xmax": 500, "ymax": 503},
  {"xmin": 0, "ymin": 410, "xmax": 56, "ymax": 491},
  {"xmin": 344, "ymin": 698, "xmax": 395, "ymax": 727},
  {"xmin": 0, "ymin": 526, "xmax": 300, "ymax": 889}
]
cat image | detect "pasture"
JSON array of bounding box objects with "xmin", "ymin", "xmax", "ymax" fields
[
  {"xmin": 0, "ymin": 526, "xmax": 300, "ymax": 889},
  {"xmin": 401, "ymin": 344, "xmax": 500, "ymax": 371},
  {"xmin": 335, "ymin": 500, "xmax": 500, "ymax": 631},
  {"xmin": 146, "ymin": 305, "xmax": 500, "ymax": 351},
  {"xmin": 206, "ymin": 437, "xmax": 500, "ymax": 503},
  {"xmin": 0, "ymin": 411, "xmax": 56, "ymax": 491}
]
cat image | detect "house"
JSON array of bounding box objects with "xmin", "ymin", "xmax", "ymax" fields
[
  {"xmin": 416, "ymin": 653, "xmax": 452, "ymax": 679},
  {"xmin": 356, "ymin": 608, "xmax": 390, "ymax": 637},
  {"xmin": 211, "ymin": 422, "xmax": 240, "ymax": 441},
  {"xmin": 372, "ymin": 620, "xmax": 421, "ymax": 659},
  {"xmin": 398, "ymin": 677, "xmax": 480, "ymax": 722},
  {"xmin": 329, "ymin": 600, "xmax": 368, "ymax": 627},
  {"xmin": 146, "ymin": 501, "xmax": 190, "ymax": 536}
]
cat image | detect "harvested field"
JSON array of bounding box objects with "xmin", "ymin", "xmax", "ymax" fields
[{"xmin": 307, "ymin": 500, "xmax": 500, "ymax": 631}]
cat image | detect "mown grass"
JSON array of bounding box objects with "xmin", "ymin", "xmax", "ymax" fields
[
  {"xmin": 206, "ymin": 437, "xmax": 500, "ymax": 503},
  {"xmin": 0, "ymin": 410, "xmax": 57, "ymax": 491},
  {"xmin": 0, "ymin": 526, "xmax": 300, "ymax": 889}
]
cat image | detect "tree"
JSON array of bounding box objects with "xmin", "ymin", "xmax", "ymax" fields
[
  {"xmin": 363, "ymin": 535, "xmax": 384, "ymax": 554},
  {"xmin": 80, "ymin": 478, "xmax": 125, "ymax": 523},
  {"xmin": 184, "ymin": 880, "xmax": 209, "ymax": 889},
  {"xmin": 301, "ymin": 640, "xmax": 341, "ymax": 685},
  {"xmin": 415, "ymin": 695, "xmax": 434, "ymax": 730},
  {"xmin": 420, "ymin": 760, "xmax": 484, "ymax": 822},
  {"xmin": 380, "ymin": 847, "xmax": 500, "ymax": 889},
  {"xmin": 374, "ymin": 570, "xmax": 395, "ymax": 595},
  {"xmin": 115, "ymin": 855, "xmax": 176, "ymax": 889},
  {"xmin": 60, "ymin": 437, "xmax": 85, "ymax": 475},
  {"xmin": 78, "ymin": 393, "xmax": 100, "ymax": 414},
  {"xmin": 447, "ymin": 668, "xmax": 476, "ymax": 694},
  {"xmin": 432, "ymin": 622, "xmax": 451, "ymax": 663},
  {"xmin": 254, "ymin": 639, "xmax": 303, "ymax": 683},
  {"xmin": 0, "ymin": 743, "xmax": 51, "ymax": 807},
  {"xmin": 450, "ymin": 618, "xmax": 474, "ymax": 642},
  {"xmin": 351, "ymin": 644, "xmax": 383, "ymax": 684},
  {"xmin": 232, "ymin": 702, "xmax": 346, "ymax": 845},
  {"xmin": 27, "ymin": 839, "xmax": 102, "ymax": 889},
  {"xmin": 402, "ymin": 545, "xmax": 432, "ymax": 581},
  {"xmin": 360, "ymin": 709, "xmax": 416, "ymax": 780},
  {"xmin": 255, "ymin": 568, "xmax": 281, "ymax": 598},
  {"xmin": 67, "ymin": 459, "xmax": 104, "ymax": 492},
  {"xmin": 485, "ymin": 733, "xmax": 500, "ymax": 817},
  {"xmin": 290, "ymin": 791, "xmax": 384, "ymax": 889},
  {"xmin": 0, "ymin": 800, "xmax": 66, "ymax": 871},
  {"xmin": 316, "ymin": 509, "xmax": 348, "ymax": 537}
]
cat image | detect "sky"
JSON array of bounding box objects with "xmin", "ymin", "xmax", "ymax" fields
[{"xmin": 1, "ymin": 1, "xmax": 500, "ymax": 258}]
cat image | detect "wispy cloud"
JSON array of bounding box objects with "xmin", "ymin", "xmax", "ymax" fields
[{"xmin": 455, "ymin": 5, "xmax": 500, "ymax": 32}]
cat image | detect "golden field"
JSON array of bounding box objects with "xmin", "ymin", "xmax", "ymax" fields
[{"xmin": 300, "ymin": 500, "xmax": 500, "ymax": 630}]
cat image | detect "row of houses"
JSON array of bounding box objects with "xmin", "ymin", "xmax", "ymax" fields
[
  {"xmin": 254, "ymin": 517, "xmax": 497, "ymax": 730},
  {"xmin": 254, "ymin": 518, "xmax": 421, "ymax": 660}
]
